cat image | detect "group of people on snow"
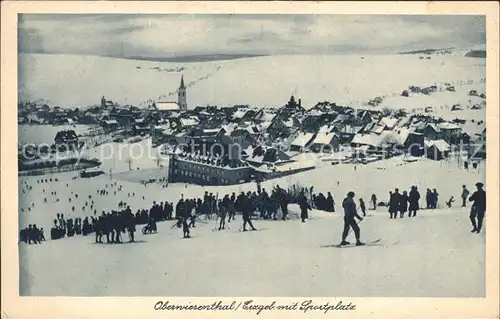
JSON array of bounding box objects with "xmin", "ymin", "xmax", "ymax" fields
[
  {"xmin": 19, "ymin": 224, "xmax": 45, "ymax": 244},
  {"xmin": 387, "ymin": 186, "xmax": 422, "ymax": 219},
  {"xmin": 19, "ymin": 173, "xmax": 487, "ymax": 245}
]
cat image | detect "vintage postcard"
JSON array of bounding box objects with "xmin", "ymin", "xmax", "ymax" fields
[{"xmin": 1, "ymin": 1, "xmax": 499, "ymax": 318}]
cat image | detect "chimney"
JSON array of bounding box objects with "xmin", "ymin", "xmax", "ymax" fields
[{"xmin": 298, "ymin": 99, "xmax": 302, "ymax": 107}]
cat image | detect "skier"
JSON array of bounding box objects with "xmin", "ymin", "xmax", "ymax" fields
[
  {"xmin": 218, "ymin": 195, "xmax": 229, "ymax": 230},
  {"xmin": 469, "ymin": 182, "xmax": 486, "ymax": 233},
  {"xmin": 461, "ymin": 185, "xmax": 470, "ymax": 207},
  {"xmin": 340, "ymin": 191, "xmax": 364, "ymax": 246},
  {"xmin": 240, "ymin": 192, "xmax": 257, "ymax": 231},
  {"xmin": 408, "ymin": 186, "xmax": 420, "ymax": 217},
  {"xmin": 359, "ymin": 198, "xmax": 366, "ymax": 217}
]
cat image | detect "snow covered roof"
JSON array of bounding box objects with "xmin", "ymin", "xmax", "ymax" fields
[
  {"xmin": 259, "ymin": 121, "xmax": 272, "ymax": 131},
  {"xmin": 232, "ymin": 109, "xmax": 249, "ymax": 119},
  {"xmin": 371, "ymin": 124, "xmax": 385, "ymax": 134},
  {"xmin": 425, "ymin": 123, "xmax": 441, "ymax": 133},
  {"xmin": 379, "ymin": 117, "xmax": 399, "ymax": 129},
  {"xmin": 103, "ymin": 119, "xmax": 118, "ymax": 125},
  {"xmin": 352, "ymin": 130, "xmax": 406, "ymax": 147},
  {"xmin": 318, "ymin": 125, "xmax": 336, "ymax": 133},
  {"xmin": 290, "ymin": 132, "xmax": 315, "ymax": 147},
  {"xmin": 437, "ymin": 122, "xmax": 461, "ymax": 130},
  {"xmin": 351, "ymin": 133, "xmax": 386, "ymax": 147},
  {"xmin": 134, "ymin": 118, "xmax": 145, "ymax": 124},
  {"xmin": 221, "ymin": 123, "xmax": 237, "ymax": 135},
  {"xmin": 312, "ymin": 132, "xmax": 337, "ymax": 145},
  {"xmin": 425, "ymin": 139, "xmax": 451, "ymax": 152},
  {"xmin": 257, "ymin": 112, "xmax": 276, "ymax": 122},
  {"xmin": 180, "ymin": 118, "xmax": 199, "ymax": 127},
  {"xmin": 155, "ymin": 101, "xmax": 180, "ymax": 111}
]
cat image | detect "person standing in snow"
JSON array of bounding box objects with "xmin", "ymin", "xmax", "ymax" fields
[
  {"xmin": 371, "ymin": 194, "xmax": 377, "ymax": 210},
  {"xmin": 408, "ymin": 186, "xmax": 420, "ymax": 217},
  {"xmin": 227, "ymin": 192, "xmax": 236, "ymax": 222},
  {"xmin": 326, "ymin": 192, "xmax": 335, "ymax": 212},
  {"xmin": 359, "ymin": 198, "xmax": 366, "ymax": 216},
  {"xmin": 399, "ymin": 191, "xmax": 409, "ymax": 218},
  {"xmin": 279, "ymin": 189, "xmax": 289, "ymax": 221},
  {"xmin": 461, "ymin": 185, "xmax": 470, "ymax": 207},
  {"xmin": 340, "ymin": 191, "xmax": 364, "ymax": 246},
  {"xmin": 469, "ymin": 182, "xmax": 486, "ymax": 233},
  {"xmin": 425, "ymin": 189, "xmax": 432, "ymax": 209},
  {"xmin": 388, "ymin": 190, "xmax": 399, "ymax": 219},
  {"xmin": 431, "ymin": 189, "xmax": 439, "ymax": 208},
  {"xmin": 297, "ymin": 190, "xmax": 311, "ymax": 223}
]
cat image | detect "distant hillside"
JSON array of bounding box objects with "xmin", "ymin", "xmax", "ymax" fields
[
  {"xmin": 399, "ymin": 48, "xmax": 454, "ymax": 55},
  {"xmin": 119, "ymin": 53, "xmax": 267, "ymax": 63},
  {"xmin": 465, "ymin": 50, "xmax": 486, "ymax": 58}
]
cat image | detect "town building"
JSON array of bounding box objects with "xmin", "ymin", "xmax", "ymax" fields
[{"xmin": 168, "ymin": 152, "xmax": 253, "ymax": 185}]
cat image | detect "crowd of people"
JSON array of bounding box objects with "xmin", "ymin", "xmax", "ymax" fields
[
  {"xmin": 19, "ymin": 175, "xmax": 487, "ymax": 245},
  {"xmin": 19, "ymin": 224, "xmax": 45, "ymax": 244}
]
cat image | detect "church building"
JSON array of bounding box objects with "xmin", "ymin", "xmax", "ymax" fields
[{"xmin": 150, "ymin": 75, "xmax": 188, "ymax": 112}]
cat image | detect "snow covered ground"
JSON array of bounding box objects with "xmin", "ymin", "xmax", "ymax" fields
[
  {"xmin": 20, "ymin": 207, "xmax": 485, "ymax": 297},
  {"xmin": 18, "ymin": 156, "xmax": 486, "ymax": 296},
  {"xmin": 19, "ymin": 53, "xmax": 485, "ymax": 113}
]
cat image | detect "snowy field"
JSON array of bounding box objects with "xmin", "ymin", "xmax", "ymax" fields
[
  {"xmin": 18, "ymin": 124, "xmax": 96, "ymax": 145},
  {"xmin": 19, "ymin": 52, "xmax": 485, "ymax": 112},
  {"xmin": 18, "ymin": 156, "xmax": 486, "ymax": 296}
]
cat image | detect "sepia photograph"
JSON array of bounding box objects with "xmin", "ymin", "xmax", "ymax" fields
[{"xmin": 2, "ymin": 1, "xmax": 499, "ymax": 318}]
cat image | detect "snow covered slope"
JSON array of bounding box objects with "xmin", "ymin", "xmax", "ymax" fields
[
  {"xmin": 18, "ymin": 156, "xmax": 486, "ymax": 296},
  {"xmin": 19, "ymin": 53, "xmax": 485, "ymax": 111},
  {"xmin": 19, "ymin": 207, "xmax": 485, "ymax": 297}
]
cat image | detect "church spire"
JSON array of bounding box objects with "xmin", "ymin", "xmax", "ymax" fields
[{"xmin": 180, "ymin": 75, "xmax": 185, "ymax": 89}]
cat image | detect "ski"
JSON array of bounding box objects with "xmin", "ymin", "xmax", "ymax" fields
[
  {"xmin": 320, "ymin": 238, "xmax": 383, "ymax": 248},
  {"xmin": 236, "ymin": 228, "xmax": 268, "ymax": 233}
]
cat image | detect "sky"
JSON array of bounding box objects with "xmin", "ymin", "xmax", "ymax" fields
[{"xmin": 18, "ymin": 14, "xmax": 486, "ymax": 57}]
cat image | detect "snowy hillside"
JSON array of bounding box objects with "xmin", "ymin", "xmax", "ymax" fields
[
  {"xmin": 19, "ymin": 156, "xmax": 485, "ymax": 296},
  {"xmin": 20, "ymin": 206, "xmax": 485, "ymax": 297},
  {"xmin": 19, "ymin": 53, "xmax": 485, "ymax": 111}
]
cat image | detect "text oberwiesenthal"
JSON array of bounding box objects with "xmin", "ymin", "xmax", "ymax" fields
[{"xmin": 154, "ymin": 300, "xmax": 356, "ymax": 314}]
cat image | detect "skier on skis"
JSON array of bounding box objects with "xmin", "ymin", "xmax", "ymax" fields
[
  {"xmin": 240, "ymin": 192, "xmax": 257, "ymax": 231},
  {"xmin": 469, "ymin": 182, "xmax": 486, "ymax": 233},
  {"xmin": 340, "ymin": 191, "xmax": 364, "ymax": 246}
]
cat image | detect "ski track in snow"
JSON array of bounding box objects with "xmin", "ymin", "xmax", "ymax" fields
[{"xmin": 18, "ymin": 157, "xmax": 485, "ymax": 297}]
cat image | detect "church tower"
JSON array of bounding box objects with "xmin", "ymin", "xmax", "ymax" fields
[{"xmin": 178, "ymin": 75, "xmax": 187, "ymax": 110}]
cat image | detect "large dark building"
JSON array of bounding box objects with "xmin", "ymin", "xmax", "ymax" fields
[{"xmin": 168, "ymin": 153, "xmax": 253, "ymax": 185}]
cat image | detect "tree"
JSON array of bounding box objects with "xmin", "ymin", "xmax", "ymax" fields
[
  {"xmin": 126, "ymin": 158, "xmax": 133, "ymax": 171},
  {"xmin": 381, "ymin": 108, "xmax": 394, "ymax": 117}
]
